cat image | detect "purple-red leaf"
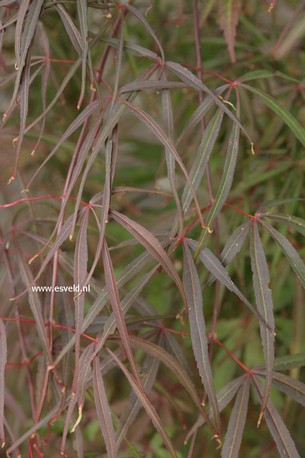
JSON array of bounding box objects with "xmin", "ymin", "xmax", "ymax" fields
[
  {"xmin": 188, "ymin": 239, "xmax": 273, "ymax": 332},
  {"xmin": 261, "ymin": 222, "xmax": 305, "ymax": 289},
  {"xmin": 250, "ymin": 222, "xmax": 275, "ymax": 424},
  {"xmin": 0, "ymin": 320, "xmax": 6, "ymax": 448},
  {"xmin": 116, "ymin": 355, "xmax": 159, "ymax": 449},
  {"xmin": 110, "ymin": 209, "xmax": 187, "ymax": 309},
  {"xmin": 93, "ymin": 356, "xmax": 117, "ymax": 458},
  {"xmin": 221, "ymin": 380, "xmax": 249, "ymax": 458},
  {"xmin": 271, "ymin": 372, "xmax": 305, "ymax": 407},
  {"xmin": 126, "ymin": 335, "xmax": 213, "ymax": 430},
  {"xmin": 253, "ymin": 377, "xmax": 300, "ymax": 458},
  {"xmin": 183, "ymin": 242, "xmax": 220, "ymax": 433},
  {"xmin": 102, "ymin": 242, "xmax": 140, "ymax": 384},
  {"xmin": 186, "ymin": 376, "xmax": 245, "ymax": 442},
  {"xmin": 74, "ymin": 208, "xmax": 89, "ymax": 373},
  {"xmin": 217, "ymin": 0, "xmax": 242, "ymax": 63},
  {"xmin": 106, "ymin": 348, "xmax": 177, "ymax": 458}
]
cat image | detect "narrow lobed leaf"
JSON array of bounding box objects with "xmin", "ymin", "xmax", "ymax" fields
[
  {"xmin": 106, "ymin": 348, "xmax": 177, "ymax": 458},
  {"xmin": 125, "ymin": 335, "xmax": 214, "ymax": 432},
  {"xmin": 201, "ymin": 108, "xmax": 240, "ymax": 240},
  {"xmin": 259, "ymin": 213, "xmax": 305, "ymax": 237},
  {"xmin": 110, "ymin": 209, "xmax": 187, "ymax": 309},
  {"xmin": 241, "ymin": 83, "xmax": 305, "ymax": 147},
  {"xmin": 186, "ymin": 375, "xmax": 246, "ymax": 444},
  {"xmin": 188, "ymin": 239, "xmax": 274, "ymax": 332},
  {"xmin": 0, "ymin": 320, "xmax": 7, "ymax": 448},
  {"xmin": 183, "ymin": 242, "xmax": 221, "ymax": 433},
  {"xmin": 253, "ymin": 377, "xmax": 300, "ymax": 458},
  {"xmin": 217, "ymin": 0, "xmax": 242, "ymax": 63},
  {"xmin": 93, "ymin": 356, "xmax": 117, "ymax": 458},
  {"xmin": 102, "ymin": 241, "xmax": 141, "ymax": 385},
  {"xmin": 221, "ymin": 380, "xmax": 250, "ymax": 458},
  {"xmin": 261, "ymin": 221, "xmax": 305, "ymax": 289},
  {"xmin": 250, "ymin": 222, "xmax": 275, "ymax": 424},
  {"xmin": 271, "ymin": 372, "xmax": 305, "ymax": 407},
  {"xmin": 181, "ymin": 109, "xmax": 224, "ymax": 215},
  {"xmin": 116, "ymin": 355, "xmax": 160, "ymax": 449}
]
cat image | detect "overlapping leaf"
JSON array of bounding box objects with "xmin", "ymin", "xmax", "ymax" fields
[
  {"xmin": 110, "ymin": 209, "xmax": 187, "ymax": 309},
  {"xmin": 186, "ymin": 376, "xmax": 245, "ymax": 443},
  {"xmin": 188, "ymin": 239, "xmax": 273, "ymax": 331},
  {"xmin": 116, "ymin": 355, "xmax": 160, "ymax": 449},
  {"xmin": 102, "ymin": 241, "xmax": 140, "ymax": 384},
  {"xmin": 182, "ymin": 109, "xmax": 224, "ymax": 215},
  {"xmin": 106, "ymin": 348, "xmax": 177, "ymax": 458},
  {"xmin": 200, "ymin": 109, "xmax": 240, "ymax": 242},
  {"xmin": 253, "ymin": 377, "xmax": 300, "ymax": 458}
]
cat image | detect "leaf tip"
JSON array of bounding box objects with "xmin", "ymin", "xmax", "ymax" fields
[
  {"xmin": 71, "ymin": 406, "xmax": 83, "ymax": 433},
  {"xmin": 28, "ymin": 254, "xmax": 38, "ymax": 265},
  {"xmin": 7, "ymin": 176, "xmax": 15, "ymax": 185},
  {"xmin": 268, "ymin": 2, "xmax": 276, "ymax": 12},
  {"xmin": 257, "ymin": 410, "xmax": 264, "ymax": 428}
]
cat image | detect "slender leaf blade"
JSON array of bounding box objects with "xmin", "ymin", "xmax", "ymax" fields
[
  {"xmin": 183, "ymin": 242, "xmax": 220, "ymax": 433},
  {"xmin": 116, "ymin": 355, "xmax": 160, "ymax": 448},
  {"xmin": 93, "ymin": 356, "xmax": 117, "ymax": 458},
  {"xmin": 272, "ymin": 372, "xmax": 305, "ymax": 407},
  {"xmin": 262, "ymin": 222, "xmax": 305, "ymax": 289},
  {"xmin": 74, "ymin": 208, "xmax": 89, "ymax": 368},
  {"xmin": 260, "ymin": 213, "xmax": 305, "ymax": 237},
  {"xmin": 217, "ymin": 0, "xmax": 242, "ymax": 63},
  {"xmin": 106, "ymin": 348, "xmax": 177, "ymax": 458},
  {"xmin": 221, "ymin": 380, "xmax": 250, "ymax": 458},
  {"xmin": 253, "ymin": 377, "xmax": 300, "ymax": 458},
  {"xmin": 250, "ymin": 222, "xmax": 275, "ymax": 422},
  {"xmin": 273, "ymin": 353, "xmax": 305, "ymax": 372},
  {"xmin": 182, "ymin": 109, "xmax": 224, "ymax": 215},
  {"xmin": 186, "ymin": 375, "xmax": 245, "ymax": 442},
  {"xmin": 220, "ymin": 221, "xmax": 251, "ymax": 266},
  {"xmin": 188, "ymin": 239, "xmax": 273, "ymax": 331},
  {"xmin": 102, "ymin": 242, "xmax": 140, "ymax": 383},
  {"xmin": 126, "ymin": 335, "xmax": 214, "ymax": 431},
  {"xmin": 241, "ymin": 83, "xmax": 305, "ymax": 147},
  {"xmin": 203, "ymin": 111, "xmax": 240, "ymax": 236},
  {"xmin": 0, "ymin": 320, "xmax": 6, "ymax": 448},
  {"xmin": 110, "ymin": 209, "xmax": 187, "ymax": 309}
]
